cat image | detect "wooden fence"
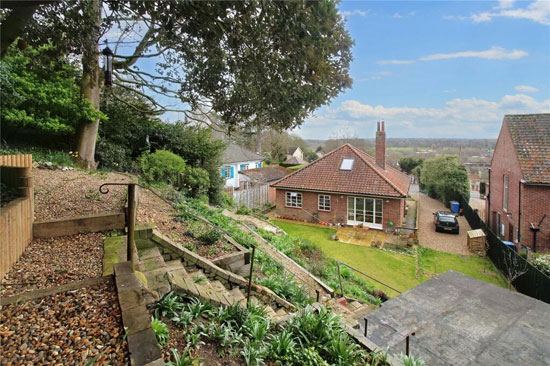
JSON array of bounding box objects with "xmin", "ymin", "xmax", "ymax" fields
[
  {"xmin": 233, "ymin": 184, "xmax": 269, "ymax": 209},
  {"xmin": 1, "ymin": 154, "xmax": 34, "ymax": 278}
]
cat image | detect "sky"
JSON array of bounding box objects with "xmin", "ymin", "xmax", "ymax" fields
[
  {"xmin": 104, "ymin": 0, "xmax": 550, "ymax": 140},
  {"xmin": 294, "ymin": 0, "xmax": 550, "ymax": 139}
]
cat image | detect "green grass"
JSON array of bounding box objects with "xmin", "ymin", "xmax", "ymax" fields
[{"xmin": 272, "ymin": 220, "xmax": 507, "ymax": 296}]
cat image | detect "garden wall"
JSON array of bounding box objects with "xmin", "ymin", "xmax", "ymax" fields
[{"xmin": 0, "ymin": 154, "xmax": 34, "ymax": 278}]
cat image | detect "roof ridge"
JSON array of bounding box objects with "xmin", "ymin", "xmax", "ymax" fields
[
  {"xmin": 347, "ymin": 144, "xmax": 408, "ymax": 196},
  {"xmin": 271, "ymin": 144, "xmax": 350, "ymax": 187}
]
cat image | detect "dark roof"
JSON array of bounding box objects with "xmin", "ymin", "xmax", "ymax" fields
[
  {"xmin": 272, "ymin": 144, "xmax": 410, "ymax": 198},
  {"xmin": 363, "ymin": 271, "xmax": 550, "ymax": 366},
  {"xmin": 240, "ymin": 166, "xmax": 293, "ymax": 183},
  {"xmin": 286, "ymin": 147, "xmax": 301, "ymax": 154},
  {"xmin": 505, "ymin": 113, "xmax": 550, "ymax": 184},
  {"xmin": 223, "ymin": 143, "xmax": 265, "ymax": 164}
]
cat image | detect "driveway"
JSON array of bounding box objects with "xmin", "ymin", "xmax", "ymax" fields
[{"xmin": 413, "ymin": 187, "xmax": 472, "ymax": 255}]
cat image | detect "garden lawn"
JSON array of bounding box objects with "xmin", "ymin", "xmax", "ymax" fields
[{"xmin": 272, "ymin": 220, "xmax": 507, "ymax": 296}]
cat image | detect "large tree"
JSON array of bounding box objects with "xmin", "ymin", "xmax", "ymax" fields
[{"xmin": 10, "ymin": 0, "xmax": 353, "ymax": 168}]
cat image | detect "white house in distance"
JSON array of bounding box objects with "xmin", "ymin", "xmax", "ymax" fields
[
  {"xmin": 285, "ymin": 147, "xmax": 307, "ymax": 165},
  {"xmin": 221, "ymin": 143, "xmax": 265, "ymax": 189}
]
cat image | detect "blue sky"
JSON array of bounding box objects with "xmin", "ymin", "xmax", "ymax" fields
[
  {"xmin": 104, "ymin": 1, "xmax": 550, "ymax": 140},
  {"xmin": 295, "ymin": 0, "xmax": 550, "ymax": 139}
]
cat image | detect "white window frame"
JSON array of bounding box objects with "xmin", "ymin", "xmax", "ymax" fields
[
  {"xmin": 222, "ymin": 166, "xmax": 231, "ymax": 178},
  {"xmin": 285, "ymin": 192, "xmax": 302, "ymax": 208},
  {"xmin": 318, "ymin": 195, "xmax": 331, "ymax": 211},
  {"xmin": 503, "ymin": 175, "xmax": 508, "ymax": 211}
]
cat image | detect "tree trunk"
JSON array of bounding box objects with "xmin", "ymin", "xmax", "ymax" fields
[{"xmin": 76, "ymin": 0, "xmax": 102, "ymax": 169}]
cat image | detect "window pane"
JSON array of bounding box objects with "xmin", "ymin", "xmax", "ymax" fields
[
  {"xmin": 348, "ymin": 197, "xmax": 354, "ymax": 211},
  {"xmin": 366, "ymin": 214, "xmax": 374, "ymax": 223},
  {"xmin": 375, "ymin": 215, "xmax": 382, "ymax": 224},
  {"xmin": 375, "ymin": 199, "xmax": 382, "ymax": 212},
  {"xmin": 365, "ymin": 199, "xmax": 374, "ymax": 211}
]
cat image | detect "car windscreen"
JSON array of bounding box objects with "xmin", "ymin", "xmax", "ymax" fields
[{"xmin": 438, "ymin": 216, "xmax": 456, "ymax": 223}]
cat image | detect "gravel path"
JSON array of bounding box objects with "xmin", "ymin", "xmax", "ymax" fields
[
  {"xmin": 416, "ymin": 192, "xmax": 472, "ymax": 255},
  {"xmin": 0, "ymin": 233, "xmax": 104, "ymax": 297},
  {"xmin": 33, "ymin": 168, "xmax": 130, "ymax": 221},
  {"xmin": 0, "ymin": 280, "xmax": 129, "ymax": 365}
]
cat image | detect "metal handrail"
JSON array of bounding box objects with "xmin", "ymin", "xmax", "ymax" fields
[{"xmin": 336, "ymin": 260, "xmax": 402, "ymax": 296}]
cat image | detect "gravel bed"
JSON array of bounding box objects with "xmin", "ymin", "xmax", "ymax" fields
[
  {"xmin": 0, "ymin": 233, "xmax": 104, "ymax": 297},
  {"xmin": 0, "ymin": 280, "xmax": 129, "ymax": 365},
  {"xmin": 33, "ymin": 168, "xmax": 130, "ymax": 221},
  {"xmin": 415, "ymin": 192, "xmax": 472, "ymax": 255}
]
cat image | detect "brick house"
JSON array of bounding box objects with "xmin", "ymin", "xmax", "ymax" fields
[
  {"xmin": 487, "ymin": 113, "xmax": 550, "ymax": 252},
  {"xmin": 271, "ymin": 122, "xmax": 410, "ymax": 230}
]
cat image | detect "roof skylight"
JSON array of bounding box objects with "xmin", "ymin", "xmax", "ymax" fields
[{"xmin": 340, "ymin": 158, "xmax": 354, "ymax": 170}]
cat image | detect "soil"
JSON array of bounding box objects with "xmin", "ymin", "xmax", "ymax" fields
[
  {"xmin": 0, "ymin": 233, "xmax": 104, "ymax": 297},
  {"xmin": 195, "ymin": 240, "xmax": 237, "ymax": 260},
  {"xmin": 33, "ymin": 168, "xmax": 131, "ymax": 221},
  {"xmin": 162, "ymin": 321, "xmax": 243, "ymax": 366},
  {"xmin": 0, "ymin": 280, "xmax": 129, "ymax": 365},
  {"xmin": 1, "ymin": 183, "xmax": 20, "ymax": 208}
]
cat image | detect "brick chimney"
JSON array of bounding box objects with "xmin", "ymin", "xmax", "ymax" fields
[{"xmin": 376, "ymin": 121, "xmax": 386, "ymax": 169}]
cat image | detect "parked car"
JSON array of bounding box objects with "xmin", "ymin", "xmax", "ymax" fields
[{"xmin": 433, "ymin": 211, "xmax": 459, "ymax": 234}]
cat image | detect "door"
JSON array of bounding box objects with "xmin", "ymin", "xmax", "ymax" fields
[{"xmin": 347, "ymin": 197, "xmax": 383, "ymax": 229}]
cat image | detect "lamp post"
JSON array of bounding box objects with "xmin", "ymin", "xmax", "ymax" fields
[{"xmin": 102, "ymin": 44, "xmax": 113, "ymax": 86}]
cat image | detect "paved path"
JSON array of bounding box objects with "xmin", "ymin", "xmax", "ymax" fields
[{"xmin": 413, "ymin": 188, "xmax": 472, "ymax": 255}]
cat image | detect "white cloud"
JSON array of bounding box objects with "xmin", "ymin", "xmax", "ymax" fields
[
  {"xmin": 297, "ymin": 94, "xmax": 550, "ymax": 139},
  {"xmin": 358, "ymin": 71, "xmax": 392, "ymax": 82},
  {"xmin": 419, "ymin": 46, "xmax": 527, "ymax": 61},
  {"xmin": 444, "ymin": 89, "xmax": 457, "ymax": 93},
  {"xmin": 378, "ymin": 59, "xmax": 415, "ymax": 65},
  {"xmin": 515, "ymin": 85, "xmax": 539, "ymax": 93},
  {"xmin": 378, "ymin": 46, "xmax": 528, "ymax": 64},
  {"xmin": 392, "ymin": 13, "xmax": 404, "ymax": 19},
  {"xmin": 471, "ymin": 0, "xmax": 550, "ymax": 25},
  {"xmin": 340, "ymin": 9, "xmax": 368, "ymax": 17}
]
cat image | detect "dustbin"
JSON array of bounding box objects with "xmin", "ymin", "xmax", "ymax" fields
[
  {"xmin": 502, "ymin": 241, "xmax": 516, "ymax": 251},
  {"xmin": 450, "ymin": 201, "xmax": 460, "ymax": 213}
]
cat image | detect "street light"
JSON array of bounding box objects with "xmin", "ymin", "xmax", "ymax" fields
[{"xmin": 102, "ymin": 45, "xmax": 114, "ymax": 86}]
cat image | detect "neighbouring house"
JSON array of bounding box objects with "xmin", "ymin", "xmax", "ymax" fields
[
  {"xmin": 221, "ymin": 143, "xmax": 265, "ymax": 189},
  {"xmin": 284, "ymin": 147, "xmax": 307, "ymax": 165},
  {"xmin": 487, "ymin": 113, "xmax": 550, "ymax": 252},
  {"xmin": 240, "ymin": 165, "xmax": 293, "ymax": 203},
  {"xmin": 362, "ymin": 271, "xmax": 550, "ymax": 366},
  {"xmin": 271, "ymin": 122, "xmax": 410, "ymax": 229}
]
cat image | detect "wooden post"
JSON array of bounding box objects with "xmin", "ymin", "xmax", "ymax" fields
[
  {"xmin": 364, "ymin": 318, "xmax": 368, "ymax": 337},
  {"xmin": 337, "ymin": 262, "xmax": 344, "ymax": 297},
  {"xmin": 127, "ymin": 183, "xmax": 136, "ymax": 267},
  {"xmin": 246, "ymin": 245, "xmax": 256, "ymax": 307}
]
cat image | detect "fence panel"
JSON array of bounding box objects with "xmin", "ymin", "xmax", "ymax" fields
[
  {"xmin": 460, "ymin": 196, "xmax": 550, "ymax": 303},
  {"xmin": 233, "ymin": 184, "xmax": 269, "ymax": 209}
]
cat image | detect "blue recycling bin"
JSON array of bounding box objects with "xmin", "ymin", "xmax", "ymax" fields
[
  {"xmin": 502, "ymin": 241, "xmax": 515, "ymax": 250},
  {"xmin": 450, "ymin": 201, "xmax": 460, "ymax": 213}
]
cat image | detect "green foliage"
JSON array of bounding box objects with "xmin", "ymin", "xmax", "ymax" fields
[
  {"xmin": 95, "ymin": 140, "xmax": 131, "ymax": 171},
  {"xmin": 166, "ymin": 346, "xmax": 196, "ymax": 366},
  {"xmin": 257, "ymin": 274, "xmax": 312, "ymax": 307},
  {"xmin": 153, "ymin": 292, "xmax": 186, "ymax": 318},
  {"xmin": 0, "ymin": 146, "xmax": 74, "ymax": 166},
  {"xmin": 139, "ymin": 150, "xmax": 187, "ymax": 185},
  {"xmin": 397, "ymin": 354, "xmax": 425, "ymax": 366},
  {"xmin": 237, "ymin": 206, "xmax": 251, "ymax": 215},
  {"xmin": 179, "ymin": 166, "xmax": 210, "ymax": 198},
  {"xmin": 0, "ymin": 45, "xmax": 104, "ymax": 135},
  {"xmin": 419, "ymin": 155, "xmax": 470, "ymax": 205},
  {"xmin": 532, "ymin": 254, "xmax": 550, "ymax": 276},
  {"xmin": 398, "ymin": 157, "xmax": 424, "ymax": 175},
  {"xmin": 151, "ymin": 317, "xmax": 170, "ymax": 346},
  {"xmin": 197, "ymin": 228, "xmax": 222, "ymax": 245}
]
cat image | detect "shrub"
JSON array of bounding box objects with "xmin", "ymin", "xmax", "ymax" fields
[
  {"xmin": 197, "ymin": 228, "xmax": 222, "ymax": 245},
  {"xmin": 178, "ymin": 166, "xmax": 210, "ymax": 198},
  {"xmin": 139, "ymin": 150, "xmax": 186, "ymax": 185},
  {"xmin": 532, "ymin": 254, "xmax": 550, "ymax": 277},
  {"xmin": 95, "ymin": 140, "xmax": 131, "ymax": 171},
  {"xmin": 419, "ymin": 155, "xmax": 469, "ymax": 205},
  {"xmin": 237, "ymin": 206, "xmax": 250, "ymax": 215}
]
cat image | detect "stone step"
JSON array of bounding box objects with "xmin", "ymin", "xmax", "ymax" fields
[
  {"xmin": 165, "ymin": 259, "xmax": 184, "ymax": 272},
  {"xmin": 275, "ymin": 308, "xmax": 287, "ymax": 316},
  {"xmin": 347, "ymin": 300, "xmax": 363, "ymax": 312},
  {"xmin": 264, "ymin": 305, "xmax": 277, "ymax": 317},
  {"xmin": 209, "ymin": 280, "xmax": 234, "ymax": 306},
  {"xmin": 139, "ymin": 246, "xmax": 163, "ymax": 261},
  {"xmin": 229, "ymin": 287, "xmax": 246, "ymax": 303},
  {"xmin": 351, "ymin": 305, "xmax": 376, "ymax": 320}
]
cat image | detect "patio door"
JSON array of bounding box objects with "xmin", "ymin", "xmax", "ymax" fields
[{"xmin": 347, "ymin": 197, "xmax": 383, "ymax": 229}]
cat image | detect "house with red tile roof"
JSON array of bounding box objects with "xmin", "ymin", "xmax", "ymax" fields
[
  {"xmin": 271, "ymin": 122, "xmax": 410, "ymax": 229},
  {"xmin": 487, "ymin": 113, "xmax": 550, "ymax": 252}
]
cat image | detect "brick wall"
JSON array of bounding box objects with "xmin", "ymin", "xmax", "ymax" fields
[
  {"xmin": 521, "ymin": 185, "xmax": 550, "ymax": 252},
  {"xmin": 275, "ymin": 189, "xmax": 404, "ymax": 228},
  {"xmin": 489, "ymin": 120, "xmax": 522, "ymax": 241}
]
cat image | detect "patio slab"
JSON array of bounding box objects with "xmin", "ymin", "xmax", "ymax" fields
[{"xmin": 336, "ymin": 227, "xmax": 389, "ymax": 247}]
